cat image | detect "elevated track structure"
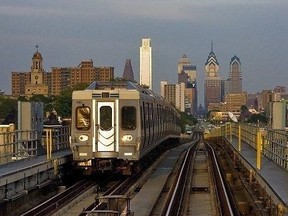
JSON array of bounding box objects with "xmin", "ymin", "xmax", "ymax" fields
[{"xmin": 205, "ymin": 122, "xmax": 288, "ymax": 215}]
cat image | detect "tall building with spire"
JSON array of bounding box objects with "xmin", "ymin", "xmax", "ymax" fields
[
  {"xmin": 122, "ymin": 59, "xmax": 134, "ymax": 81},
  {"xmin": 140, "ymin": 38, "xmax": 152, "ymax": 89},
  {"xmin": 204, "ymin": 42, "xmax": 221, "ymax": 110},
  {"xmin": 227, "ymin": 55, "xmax": 242, "ymax": 94}
]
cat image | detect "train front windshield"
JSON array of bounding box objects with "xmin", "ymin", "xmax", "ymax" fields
[
  {"xmin": 121, "ymin": 106, "xmax": 136, "ymax": 130},
  {"xmin": 76, "ymin": 106, "xmax": 91, "ymax": 130}
]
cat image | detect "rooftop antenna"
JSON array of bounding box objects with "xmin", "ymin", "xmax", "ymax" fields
[{"xmin": 211, "ymin": 40, "xmax": 213, "ymax": 52}]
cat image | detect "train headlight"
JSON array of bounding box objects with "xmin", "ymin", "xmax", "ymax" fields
[
  {"xmin": 78, "ymin": 160, "xmax": 92, "ymax": 166},
  {"xmin": 79, "ymin": 135, "xmax": 89, "ymax": 142},
  {"xmin": 122, "ymin": 134, "xmax": 133, "ymax": 142}
]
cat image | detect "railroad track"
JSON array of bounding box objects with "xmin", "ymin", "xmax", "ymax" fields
[
  {"xmin": 20, "ymin": 133, "xmax": 262, "ymax": 215},
  {"xmin": 20, "ymin": 180, "xmax": 97, "ymax": 216},
  {"xmin": 79, "ymin": 176, "xmax": 134, "ymax": 215},
  {"xmin": 206, "ymin": 141, "xmax": 239, "ymax": 216},
  {"xmin": 77, "ymin": 136, "xmax": 201, "ymax": 215},
  {"xmin": 78, "ymin": 154, "xmax": 170, "ymax": 215},
  {"xmin": 150, "ymin": 137, "xmax": 238, "ymax": 216},
  {"xmin": 20, "ymin": 135, "xmax": 199, "ymax": 216}
]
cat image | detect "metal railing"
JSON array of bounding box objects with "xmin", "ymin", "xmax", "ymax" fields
[
  {"xmin": 0, "ymin": 127, "xmax": 38, "ymax": 165},
  {"xmin": 205, "ymin": 123, "xmax": 288, "ymax": 172},
  {"xmin": 0, "ymin": 124, "xmax": 71, "ymax": 165},
  {"xmin": 263, "ymin": 129, "xmax": 288, "ymax": 170},
  {"xmin": 42, "ymin": 125, "xmax": 71, "ymax": 160}
]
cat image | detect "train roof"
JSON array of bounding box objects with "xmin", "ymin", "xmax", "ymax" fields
[{"xmin": 86, "ymin": 81, "xmax": 163, "ymax": 99}]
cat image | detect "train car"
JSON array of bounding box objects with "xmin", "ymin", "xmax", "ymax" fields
[{"xmin": 70, "ymin": 81, "xmax": 181, "ymax": 175}]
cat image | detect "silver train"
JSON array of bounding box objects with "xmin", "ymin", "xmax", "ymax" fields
[{"xmin": 70, "ymin": 81, "xmax": 181, "ymax": 174}]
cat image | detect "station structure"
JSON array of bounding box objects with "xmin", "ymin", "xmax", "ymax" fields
[{"xmin": 0, "ymin": 101, "xmax": 71, "ymax": 202}]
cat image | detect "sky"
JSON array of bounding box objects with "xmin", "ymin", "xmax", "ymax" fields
[{"xmin": 1, "ymin": 0, "xmax": 288, "ymax": 105}]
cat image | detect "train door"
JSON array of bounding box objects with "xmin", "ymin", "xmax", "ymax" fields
[{"xmin": 93, "ymin": 101, "xmax": 117, "ymax": 152}]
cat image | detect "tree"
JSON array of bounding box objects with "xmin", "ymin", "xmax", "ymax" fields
[
  {"xmin": 29, "ymin": 94, "xmax": 50, "ymax": 103},
  {"xmin": 239, "ymin": 105, "xmax": 252, "ymax": 122},
  {"xmin": 247, "ymin": 113, "xmax": 267, "ymax": 124},
  {"xmin": 17, "ymin": 96, "xmax": 28, "ymax": 102},
  {"xmin": 0, "ymin": 97, "xmax": 18, "ymax": 122},
  {"xmin": 27, "ymin": 95, "xmax": 56, "ymax": 114},
  {"xmin": 54, "ymin": 83, "xmax": 89, "ymax": 117},
  {"xmin": 179, "ymin": 112, "xmax": 198, "ymax": 133}
]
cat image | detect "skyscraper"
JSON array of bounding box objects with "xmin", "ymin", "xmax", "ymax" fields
[
  {"xmin": 228, "ymin": 55, "xmax": 242, "ymax": 94},
  {"xmin": 177, "ymin": 54, "xmax": 198, "ymax": 114},
  {"xmin": 177, "ymin": 54, "xmax": 197, "ymax": 83},
  {"xmin": 122, "ymin": 59, "xmax": 134, "ymax": 81},
  {"xmin": 204, "ymin": 43, "xmax": 222, "ymax": 111},
  {"xmin": 140, "ymin": 38, "xmax": 152, "ymax": 89},
  {"xmin": 177, "ymin": 54, "xmax": 191, "ymax": 74}
]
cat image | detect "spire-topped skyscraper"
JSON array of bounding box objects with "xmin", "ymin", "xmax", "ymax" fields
[
  {"xmin": 204, "ymin": 42, "xmax": 221, "ymax": 110},
  {"xmin": 228, "ymin": 55, "xmax": 242, "ymax": 93},
  {"xmin": 122, "ymin": 59, "xmax": 134, "ymax": 81}
]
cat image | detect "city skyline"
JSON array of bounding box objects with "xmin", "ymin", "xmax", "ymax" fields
[{"xmin": 1, "ymin": 1, "xmax": 288, "ymax": 105}]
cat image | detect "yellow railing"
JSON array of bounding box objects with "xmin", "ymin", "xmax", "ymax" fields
[
  {"xmin": 42, "ymin": 125, "xmax": 71, "ymax": 160},
  {"xmin": 0, "ymin": 124, "xmax": 38, "ymax": 165},
  {"xmin": 0, "ymin": 124, "xmax": 71, "ymax": 165},
  {"xmin": 205, "ymin": 122, "xmax": 288, "ymax": 172},
  {"xmin": 263, "ymin": 129, "xmax": 288, "ymax": 170}
]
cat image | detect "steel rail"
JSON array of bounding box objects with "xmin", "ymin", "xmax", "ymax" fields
[
  {"xmin": 21, "ymin": 180, "xmax": 95, "ymax": 216},
  {"xmin": 80, "ymin": 176, "xmax": 135, "ymax": 215},
  {"xmin": 165, "ymin": 144, "xmax": 195, "ymax": 216},
  {"xmin": 206, "ymin": 142, "xmax": 235, "ymax": 216}
]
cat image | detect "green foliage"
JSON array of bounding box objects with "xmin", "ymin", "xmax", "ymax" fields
[
  {"xmin": 0, "ymin": 97, "xmax": 18, "ymax": 120},
  {"xmin": 180, "ymin": 112, "xmax": 198, "ymax": 133},
  {"xmin": 0, "ymin": 83, "xmax": 89, "ymax": 121},
  {"xmin": 26, "ymin": 95, "xmax": 56, "ymax": 114},
  {"xmin": 54, "ymin": 93, "xmax": 72, "ymax": 118},
  {"xmin": 29, "ymin": 94, "xmax": 50, "ymax": 103},
  {"xmin": 17, "ymin": 96, "xmax": 28, "ymax": 102},
  {"xmin": 54, "ymin": 83, "xmax": 89, "ymax": 117},
  {"xmin": 240, "ymin": 105, "xmax": 249, "ymax": 113},
  {"xmin": 247, "ymin": 113, "xmax": 267, "ymax": 124},
  {"xmin": 239, "ymin": 105, "xmax": 252, "ymax": 122}
]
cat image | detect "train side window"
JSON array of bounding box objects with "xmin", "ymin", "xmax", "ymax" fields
[
  {"xmin": 100, "ymin": 106, "xmax": 112, "ymax": 130},
  {"xmin": 122, "ymin": 106, "xmax": 136, "ymax": 130},
  {"xmin": 76, "ymin": 106, "xmax": 91, "ymax": 130}
]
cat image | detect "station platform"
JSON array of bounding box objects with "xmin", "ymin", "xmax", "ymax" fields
[
  {"xmin": 0, "ymin": 149, "xmax": 72, "ymax": 200},
  {"xmin": 227, "ymin": 136, "xmax": 288, "ymax": 209},
  {"xmin": 130, "ymin": 142, "xmax": 192, "ymax": 215}
]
